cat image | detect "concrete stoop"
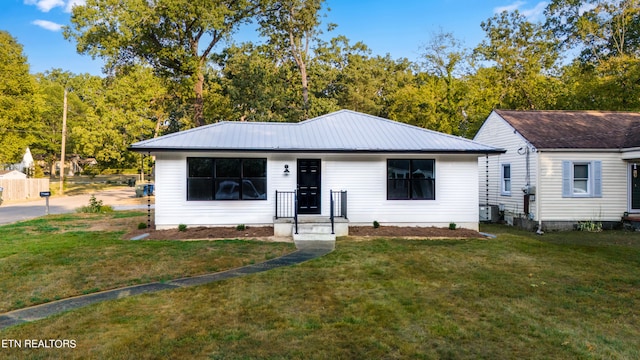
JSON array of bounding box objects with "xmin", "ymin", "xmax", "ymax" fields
[{"xmin": 293, "ymin": 222, "xmax": 336, "ymax": 250}]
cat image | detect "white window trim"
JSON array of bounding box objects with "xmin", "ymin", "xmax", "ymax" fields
[
  {"xmin": 501, "ymin": 163, "xmax": 511, "ymax": 196},
  {"xmin": 572, "ymin": 162, "xmax": 591, "ymax": 196}
]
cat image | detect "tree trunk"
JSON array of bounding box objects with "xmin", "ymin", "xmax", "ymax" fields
[
  {"xmin": 300, "ymin": 61, "xmax": 309, "ymax": 118},
  {"xmin": 193, "ymin": 69, "xmax": 205, "ymax": 127}
]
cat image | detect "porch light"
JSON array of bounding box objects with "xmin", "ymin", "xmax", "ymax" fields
[{"xmin": 284, "ymin": 164, "xmax": 290, "ymax": 175}]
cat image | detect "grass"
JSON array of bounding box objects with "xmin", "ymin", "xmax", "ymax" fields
[
  {"xmin": 1, "ymin": 219, "xmax": 639, "ymax": 359},
  {"xmin": 0, "ymin": 212, "xmax": 295, "ymax": 313}
]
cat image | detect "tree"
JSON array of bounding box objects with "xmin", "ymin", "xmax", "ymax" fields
[
  {"xmin": 65, "ymin": 0, "xmax": 262, "ymax": 127},
  {"xmin": 0, "ymin": 31, "xmax": 36, "ymax": 165},
  {"xmin": 73, "ymin": 66, "xmax": 168, "ymax": 168},
  {"xmin": 416, "ymin": 31, "xmax": 471, "ymax": 135},
  {"xmin": 258, "ymin": 0, "xmax": 329, "ymax": 118},
  {"xmin": 545, "ymin": 0, "xmax": 640, "ymax": 64},
  {"xmin": 32, "ymin": 70, "xmax": 90, "ymax": 176},
  {"xmin": 474, "ymin": 11, "xmax": 561, "ymax": 110},
  {"xmin": 218, "ymin": 43, "xmax": 301, "ymax": 122}
]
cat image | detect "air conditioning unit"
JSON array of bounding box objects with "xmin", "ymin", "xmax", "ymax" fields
[{"xmin": 479, "ymin": 205, "xmax": 500, "ymax": 222}]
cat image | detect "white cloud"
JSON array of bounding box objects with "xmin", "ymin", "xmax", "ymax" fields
[
  {"xmin": 32, "ymin": 19, "xmax": 63, "ymax": 31},
  {"xmin": 24, "ymin": 0, "xmax": 65, "ymax": 13},
  {"xmin": 494, "ymin": 1, "xmax": 526, "ymax": 14},
  {"xmin": 65, "ymin": 0, "xmax": 86, "ymax": 13},
  {"xmin": 521, "ymin": 2, "xmax": 547, "ymax": 22},
  {"xmin": 494, "ymin": 1, "xmax": 548, "ymax": 22}
]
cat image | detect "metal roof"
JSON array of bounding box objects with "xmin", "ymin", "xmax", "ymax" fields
[{"xmin": 130, "ymin": 110, "xmax": 504, "ymax": 154}]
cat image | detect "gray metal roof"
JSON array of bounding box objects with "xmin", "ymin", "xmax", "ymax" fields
[{"xmin": 130, "ymin": 110, "xmax": 503, "ymax": 154}]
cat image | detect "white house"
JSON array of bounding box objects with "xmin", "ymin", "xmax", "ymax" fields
[
  {"xmin": 0, "ymin": 170, "xmax": 27, "ymax": 179},
  {"xmin": 130, "ymin": 110, "xmax": 503, "ymax": 235},
  {"xmin": 474, "ymin": 109, "xmax": 640, "ymax": 231}
]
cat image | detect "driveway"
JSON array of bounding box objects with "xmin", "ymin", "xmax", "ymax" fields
[{"xmin": 0, "ymin": 188, "xmax": 154, "ymax": 225}]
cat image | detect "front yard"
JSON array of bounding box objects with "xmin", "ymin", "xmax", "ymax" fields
[{"xmin": 0, "ymin": 213, "xmax": 639, "ymax": 359}]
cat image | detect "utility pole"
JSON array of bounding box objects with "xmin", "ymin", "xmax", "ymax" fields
[{"xmin": 60, "ymin": 88, "xmax": 68, "ymax": 195}]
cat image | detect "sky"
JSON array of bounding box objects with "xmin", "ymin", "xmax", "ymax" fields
[{"xmin": 1, "ymin": 0, "xmax": 548, "ymax": 76}]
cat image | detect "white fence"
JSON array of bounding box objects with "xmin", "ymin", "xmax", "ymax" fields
[{"xmin": 0, "ymin": 179, "xmax": 50, "ymax": 201}]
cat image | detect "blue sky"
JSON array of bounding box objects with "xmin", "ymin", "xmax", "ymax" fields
[{"xmin": 1, "ymin": 0, "xmax": 548, "ymax": 76}]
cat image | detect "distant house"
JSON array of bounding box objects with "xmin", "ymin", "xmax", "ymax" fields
[
  {"xmin": 130, "ymin": 110, "xmax": 503, "ymax": 235},
  {"xmin": 474, "ymin": 110, "xmax": 640, "ymax": 230},
  {"xmin": 0, "ymin": 170, "xmax": 27, "ymax": 179}
]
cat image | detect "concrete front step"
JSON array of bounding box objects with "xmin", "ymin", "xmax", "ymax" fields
[
  {"xmin": 293, "ymin": 222, "xmax": 336, "ymax": 250},
  {"xmin": 296, "ymin": 223, "xmax": 334, "ymax": 234}
]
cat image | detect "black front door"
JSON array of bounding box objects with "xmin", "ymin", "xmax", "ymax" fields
[
  {"xmin": 632, "ymin": 163, "xmax": 640, "ymax": 211},
  {"xmin": 297, "ymin": 159, "xmax": 321, "ymax": 214}
]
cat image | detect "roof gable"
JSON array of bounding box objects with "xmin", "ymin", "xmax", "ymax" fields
[
  {"xmin": 131, "ymin": 110, "xmax": 503, "ymax": 154},
  {"xmin": 494, "ymin": 109, "xmax": 640, "ymax": 149}
]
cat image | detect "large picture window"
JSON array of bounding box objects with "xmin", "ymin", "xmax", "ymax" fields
[
  {"xmin": 387, "ymin": 159, "xmax": 435, "ymax": 200},
  {"xmin": 187, "ymin": 158, "xmax": 267, "ymax": 201}
]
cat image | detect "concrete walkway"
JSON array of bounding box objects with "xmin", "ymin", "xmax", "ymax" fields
[{"xmin": 0, "ymin": 248, "xmax": 331, "ymax": 330}]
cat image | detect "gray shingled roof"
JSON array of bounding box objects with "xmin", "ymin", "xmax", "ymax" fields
[
  {"xmin": 130, "ymin": 110, "xmax": 503, "ymax": 153},
  {"xmin": 495, "ymin": 109, "xmax": 640, "ymax": 149}
]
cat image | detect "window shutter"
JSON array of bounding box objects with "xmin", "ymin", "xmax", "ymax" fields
[
  {"xmin": 593, "ymin": 161, "xmax": 602, "ymax": 198},
  {"xmin": 562, "ymin": 161, "xmax": 571, "ymax": 197}
]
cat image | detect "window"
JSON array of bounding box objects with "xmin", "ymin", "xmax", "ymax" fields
[
  {"xmin": 501, "ymin": 164, "xmax": 511, "ymax": 195},
  {"xmin": 573, "ymin": 163, "xmax": 589, "ymax": 194},
  {"xmin": 387, "ymin": 159, "xmax": 435, "ymax": 200},
  {"xmin": 187, "ymin": 158, "xmax": 267, "ymax": 201},
  {"xmin": 562, "ymin": 160, "xmax": 602, "ymax": 198}
]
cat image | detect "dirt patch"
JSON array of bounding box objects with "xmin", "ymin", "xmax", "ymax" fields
[
  {"xmin": 349, "ymin": 225, "xmax": 483, "ymax": 239},
  {"xmin": 125, "ymin": 226, "xmax": 276, "ymax": 241},
  {"xmin": 125, "ymin": 224, "xmax": 483, "ymax": 241}
]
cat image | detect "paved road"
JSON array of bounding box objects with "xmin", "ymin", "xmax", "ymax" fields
[{"xmin": 0, "ymin": 188, "xmax": 154, "ymax": 225}]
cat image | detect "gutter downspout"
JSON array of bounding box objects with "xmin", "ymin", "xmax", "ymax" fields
[{"xmin": 536, "ymin": 150, "xmax": 543, "ymax": 234}]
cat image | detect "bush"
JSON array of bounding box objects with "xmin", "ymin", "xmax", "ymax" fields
[
  {"xmin": 373, "ymin": 221, "xmax": 380, "ymax": 229},
  {"xmin": 236, "ymin": 224, "xmax": 246, "ymax": 231},
  {"xmin": 178, "ymin": 224, "xmax": 187, "ymax": 232},
  {"xmin": 138, "ymin": 222, "xmax": 147, "ymax": 230},
  {"xmin": 577, "ymin": 221, "xmax": 602, "ymax": 232},
  {"xmin": 449, "ymin": 222, "xmax": 457, "ymax": 230},
  {"xmin": 77, "ymin": 195, "xmax": 113, "ymax": 213}
]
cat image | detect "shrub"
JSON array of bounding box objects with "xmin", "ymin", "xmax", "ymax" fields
[
  {"xmin": 449, "ymin": 222, "xmax": 457, "ymax": 230},
  {"xmin": 373, "ymin": 221, "xmax": 380, "ymax": 229},
  {"xmin": 78, "ymin": 195, "xmax": 113, "ymax": 213},
  {"xmin": 178, "ymin": 224, "xmax": 187, "ymax": 232},
  {"xmin": 577, "ymin": 221, "xmax": 602, "ymax": 232},
  {"xmin": 236, "ymin": 224, "xmax": 246, "ymax": 231},
  {"xmin": 138, "ymin": 222, "xmax": 147, "ymax": 230}
]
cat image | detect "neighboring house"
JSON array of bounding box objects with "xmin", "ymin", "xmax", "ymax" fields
[
  {"xmin": 9, "ymin": 147, "xmax": 34, "ymax": 174},
  {"xmin": 0, "ymin": 170, "xmax": 27, "ymax": 179},
  {"xmin": 474, "ymin": 109, "xmax": 640, "ymax": 231},
  {"xmin": 130, "ymin": 110, "xmax": 503, "ymax": 234}
]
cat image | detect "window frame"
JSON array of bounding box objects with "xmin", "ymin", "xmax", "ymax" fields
[
  {"xmin": 562, "ymin": 160, "xmax": 602, "ymax": 198},
  {"xmin": 387, "ymin": 159, "xmax": 436, "ymax": 200},
  {"xmin": 501, "ymin": 163, "xmax": 512, "ymax": 196},
  {"xmin": 572, "ymin": 162, "xmax": 590, "ymax": 196},
  {"xmin": 186, "ymin": 157, "xmax": 267, "ymax": 201}
]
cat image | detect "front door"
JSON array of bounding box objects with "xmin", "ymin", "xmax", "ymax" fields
[
  {"xmin": 297, "ymin": 159, "xmax": 321, "ymax": 214},
  {"xmin": 632, "ymin": 163, "xmax": 640, "ymax": 211}
]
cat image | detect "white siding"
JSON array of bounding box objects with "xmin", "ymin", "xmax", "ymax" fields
[
  {"xmin": 474, "ymin": 112, "xmax": 538, "ymax": 219},
  {"xmin": 538, "ymin": 152, "xmax": 628, "ymax": 221},
  {"xmin": 323, "ymin": 154, "xmax": 480, "ymax": 230},
  {"xmin": 154, "ymin": 152, "xmax": 481, "ymax": 230}
]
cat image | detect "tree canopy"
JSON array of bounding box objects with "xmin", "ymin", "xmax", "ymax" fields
[{"xmin": 3, "ymin": 1, "xmax": 640, "ymax": 173}]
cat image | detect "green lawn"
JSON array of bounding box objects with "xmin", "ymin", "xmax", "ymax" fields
[
  {"xmin": 0, "ymin": 212, "xmax": 294, "ymax": 312},
  {"xmin": 1, "ymin": 216, "xmax": 639, "ymax": 359}
]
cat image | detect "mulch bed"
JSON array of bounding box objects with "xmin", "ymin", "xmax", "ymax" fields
[{"xmin": 125, "ymin": 225, "xmax": 483, "ymax": 240}]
